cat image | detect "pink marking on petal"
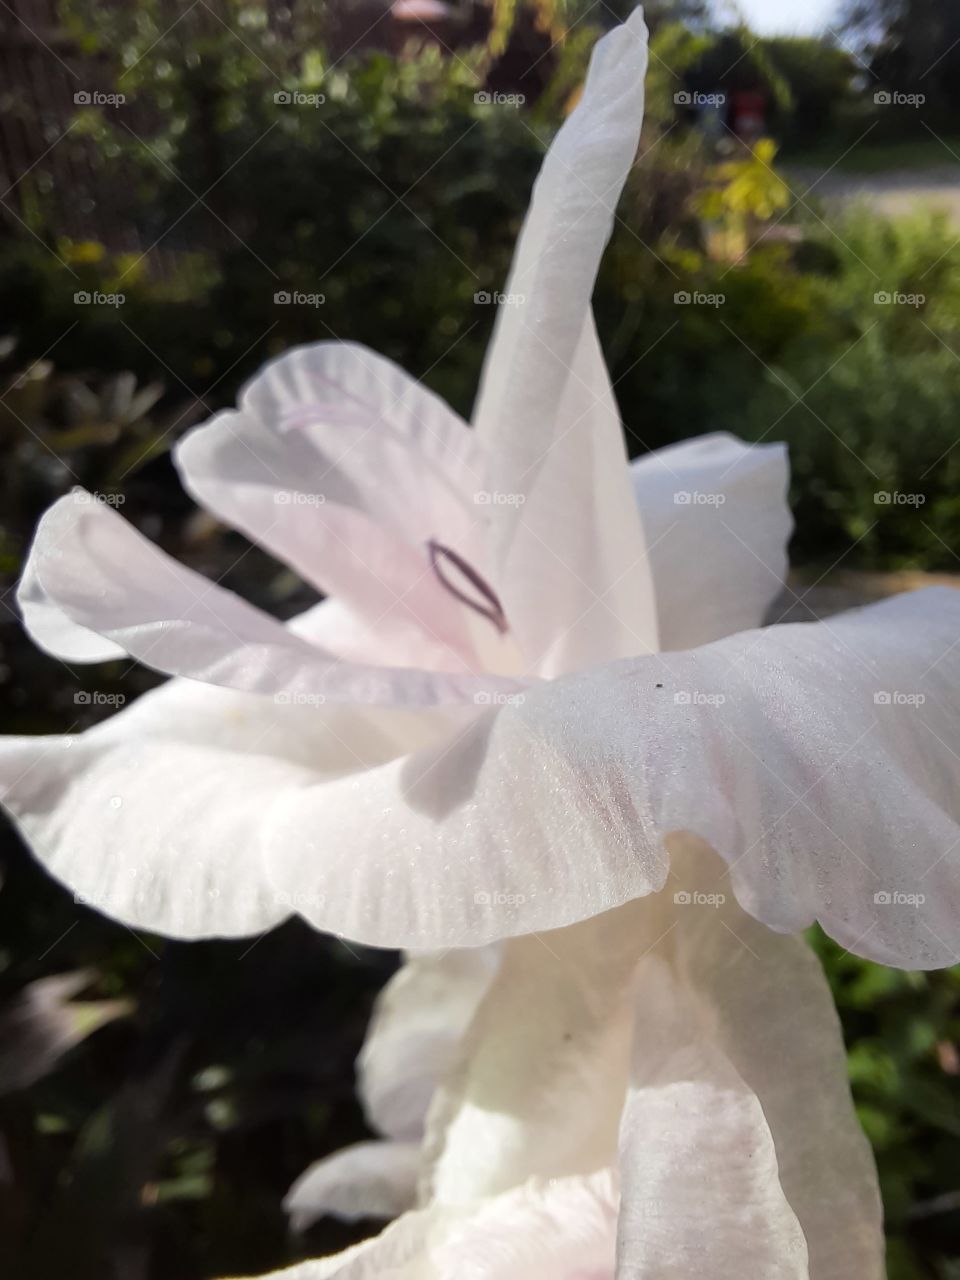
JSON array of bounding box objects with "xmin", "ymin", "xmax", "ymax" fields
[{"xmin": 428, "ymin": 539, "xmax": 508, "ymax": 635}]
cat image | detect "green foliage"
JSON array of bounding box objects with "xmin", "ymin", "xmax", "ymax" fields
[
  {"xmin": 598, "ymin": 198, "xmax": 960, "ymax": 572},
  {"xmin": 844, "ymin": 0, "xmax": 960, "ymax": 130},
  {"xmin": 731, "ymin": 208, "xmax": 960, "ymax": 569},
  {"xmin": 760, "ymin": 35, "xmax": 859, "ymax": 149},
  {"xmin": 813, "ymin": 928, "xmax": 960, "ymax": 1277},
  {"xmin": 12, "ymin": 6, "xmax": 550, "ymax": 419}
]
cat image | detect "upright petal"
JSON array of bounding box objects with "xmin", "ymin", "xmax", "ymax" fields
[
  {"xmin": 618, "ymin": 954, "xmax": 810, "ymax": 1278},
  {"xmin": 473, "ymin": 13, "xmax": 659, "ymax": 671},
  {"xmin": 618, "ymin": 840, "xmax": 883, "ymax": 1280},
  {"xmin": 631, "ymin": 433, "xmax": 793, "ymax": 649}
]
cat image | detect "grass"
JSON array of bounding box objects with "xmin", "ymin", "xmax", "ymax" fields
[{"xmin": 783, "ymin": 135, "xmax": 960, "ymax": 174}]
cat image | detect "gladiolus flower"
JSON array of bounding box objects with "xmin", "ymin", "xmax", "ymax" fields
[{"xmin": 3, "ymin": 9, "xmax": 959, "ymax": 1275}]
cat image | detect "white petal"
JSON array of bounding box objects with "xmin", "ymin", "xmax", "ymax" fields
[
  {"xmin": 618, "ymin": 954, "xmax": 809, "ymax": 1278},
  {"xmin": 0, "ymin": 676, "xmax": 454, "ymax": 938},
  {"xmin": 631, "ymin": 433, "xmax": 793, "ymax": 649},
  {"xmin": 283, "ymin": 1141, "xmax": 420, "ymax": 1229},
  {"xmin": 229, "ymin": 1172, "xmax": 618, "ymax": 1280},
  {"xmin": 473, "ymin": 14, "xmax": 659, "ymax": 672},
  {"xmin": 425, "ymin": 850, "xmax": 880, "ymax": 1278},
  {"xmin": 20, "ymin": 491, "xmax": 524, "ymax": 707},
  {"xmin": 289, "ymin": 598, "xmax": 439, "ymax": 671},
  {"xmin": 218, "ymin": 1211, "xmax": 428, "ymax": 1280},
  {"xmin": 17, "ymin": 538, "xmax": 125, "ymax": 663},
  {"xmin": 0, "ymin": 726, "xmax": 300, "ymax": 937},
  {"xmin": 241, "ymin": 341, "xmax": 479, "ymax": 483},
  {"xmin": 268, "ymin": 587, "xmax": 960, "ymax": 966},
  {"xmin": 176, "ymin": 343, "xmax": 494, "ymax": 673},
  {"xmin": 431, "ymin": 1170, "xmax": 618, "ymax": 1280},
  {"xmin": 424, "ymin": 913, "xmax": 638, "ymax": 1205},
  {"xmin": 359, "ymin": 948, "xmax": 500, "ymax": 1142},
  {"xmin": 618, "ymin": 840, "xmax": 882, "ymax": 1279}
]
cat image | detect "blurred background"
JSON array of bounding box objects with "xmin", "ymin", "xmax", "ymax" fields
[{"xmin": 0, "ymin": 0, "xmax": 959, "ymax": 1276}]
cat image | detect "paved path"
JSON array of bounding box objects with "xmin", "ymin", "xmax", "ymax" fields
[
  {"xmin": 787, "ymin": 165, "xmax": 960, "ymax": 223},
  {"xmin": 768, "ymin": 570, "xmax": 960, "ymax": 625}
]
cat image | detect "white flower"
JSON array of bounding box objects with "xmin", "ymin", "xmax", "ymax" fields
[
  {"xmin": 283, "ymin": 947, "xmax": 499, "ymax": 1231},
  {"xmin": 253, "ymin": 841, "xmax": 885, "ymax": 1277},
  {"xmin": 2, "ymin": 12, "xmax": 955, "ymax": 973},
  {"xmin": 1, "ymin": 10, "xmax": 957, "ymax": 1270}
]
